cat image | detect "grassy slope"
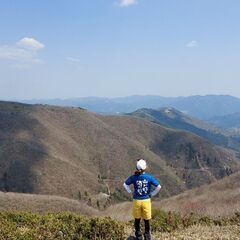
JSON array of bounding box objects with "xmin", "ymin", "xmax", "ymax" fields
[
  {"xmin": 128, "ymin": 108, "xmax": 240, "ymax": 152},
  {"xmin": 0, "ymin": 170, "xmax": 239, "ymax": 220},
  {"xmin": 103, "ymin": 172, "xmax": 240, "ymax": 221},
  {"xmin": 100, "ymin": 115, "xmax": 240, "ymax": 188},
  {"xmin": 0, "ymin": 101, "xmax": 239, "ymax": 202},
  {"xmin": 155, "ymin": 171, "xmax": 240, "ymax": 217},
  {"xmin": 157, "ymin": 225, "xmax": 240, "ymax": 240},
  {"xmin": 0, "ymin": 191, "xmax": 98, "ymax": 216}
]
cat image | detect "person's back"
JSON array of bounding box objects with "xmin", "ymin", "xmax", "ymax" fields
[
  {"xmin": 126, "ymin": 172, "xmax": 159, "ymax": 200},
  {"xmin": 123, "ymin": 159, "xmax": 161, "ymax": 240}
]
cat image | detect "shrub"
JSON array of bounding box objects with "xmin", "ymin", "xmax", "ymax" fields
[
  {"xmin": 151, "ymin": 209, "xmax": 182, "ymax": 232},
  {"xmin": 150, "ymin": 209, "xmax": 240, "ymax": 234},
  {"xmin": 0, "ymin": 212, "xmax": 126, "ymax": 240}
]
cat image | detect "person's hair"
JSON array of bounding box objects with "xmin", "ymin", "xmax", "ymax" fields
[{"xmin": 134, "ymin": 169, "xmax": 145, "ymax": 176}]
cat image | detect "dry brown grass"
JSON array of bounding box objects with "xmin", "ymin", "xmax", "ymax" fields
[
  {"xmin": 103, "ymin": 172, "xmax": 240, "ymax": 221},
  {"xmin": 0, "ymin": 190, "xmax": 239, "ymax": 240},
  {"xmin": 0, "ymin": 191, "xmax": 99, "ymax": 216},
  {"xmin": 154, "ymin": 172, "xmax": 240, "ymax": 217},
  {"xmin": 103, "ymin": 201, "xmax": 132, "ymax": 221},
  {"xmin": 100, "ymin": 115, "xmax": 240, "ymax": 188},
  {"xmin": 0, "ymin": 102, "xmax": 239, "ymax": 202},
  {"xmin": 156, "ymin": 225, "xmax": 240, "ymax": 240}
]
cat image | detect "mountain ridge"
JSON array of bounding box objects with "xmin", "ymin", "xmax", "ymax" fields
[
  {"xmin": 0, "ymin": 101, "xmax": 239, "ymax": 202},
  {"xmin": 209, "ymin": 112, "xmax": 240, "ymax": 129},
  {"xmin": 127, "ymin": 107, "xmax": 240, "ymax": 153},
  {"xmin": 19, "ymin": 94, "xmax": 240, "ymax": 119}
]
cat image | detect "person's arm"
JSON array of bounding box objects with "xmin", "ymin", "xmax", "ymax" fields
[
  {"xmin": 149, "ymin": 184, "xmax": 161, "ymax": 197},
  {"xmin": 123, "ymin": 182, "xmax": 132, "ymax": 193},
  {"xmin": 150, "ymin": 175, "xmax": 161, "ymax": 197},
  {"xmin": 123, "ymin": 176, "xmax": 133, "ymax": 194}
]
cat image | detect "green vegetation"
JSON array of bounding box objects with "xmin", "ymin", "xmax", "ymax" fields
[
  {"xmin": 151, "ymin": 209, "xmax": 240, "ymax": 233},
  {"xmin": 0, "ymin": 210, "xmax": 240, "ymax": 239},
  {"xmin": 0, "ymin": 212, "xmax": 125, "ymax": 240}
]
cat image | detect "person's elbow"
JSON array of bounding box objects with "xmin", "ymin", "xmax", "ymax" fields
[{"xmin": 123, "ymin": 183, "xmax": 132, "ymax": 193}]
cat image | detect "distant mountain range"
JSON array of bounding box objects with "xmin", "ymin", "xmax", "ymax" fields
[
  {"xmin": 127, "ymin": 108, "xmax": 240, "ymax": 153},
  {"xmin": 0, "ymin": 101, "xmax": 239, "ymax": 202},
  {"xmin": 209, "ymin": 112, "xmax": 240, "ymax": 129},
  {"xmin": 20, "ymin": 95, "xmax": 240, "ymax": 120}
]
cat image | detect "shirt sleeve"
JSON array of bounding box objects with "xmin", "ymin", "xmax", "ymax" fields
[
  {"xmin": 125, "ymin": 175, "xmax": 133, "ymax": 185},
  {"xmin": 150, "ymin": 175, "xmax": 160, "ymax": 187},
  {"xmin": 150, "ymin": 185, "xmax": 161, "ymax": 197},
  {"xmin": 123, "ymin": 183, "xmax": 132, "ymax": 193}
]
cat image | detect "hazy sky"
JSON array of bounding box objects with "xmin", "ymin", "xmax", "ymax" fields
[{"xmin": 0, "ymin": 0, "xmax": 240, "ymax": 99}]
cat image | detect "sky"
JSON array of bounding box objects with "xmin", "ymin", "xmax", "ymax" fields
[{"xmin": 0, "ymin": 0, "xmax": 240, "ymax": 100}]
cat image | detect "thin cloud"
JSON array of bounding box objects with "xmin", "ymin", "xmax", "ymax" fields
[
  {"xmin": 17, "ymin": 37, "xmax": 45, "ymax": 50},
  {"xmin": 0, "ymin": 38, "xmax": 45, "ymax": 67},
  {"xmin": 117, "ymin": 0, "xmax": 138, "ymax": 7},
  {"xmin": 66, "ymin": 57, "xmax": 81, "ymax": 63},
  {"xmin": 11, "ymin": 64, "xmax": 32, "ymax": 70},
  {"xmin": 0, "ymin": 45, "xmax": 33, "ymax": 61},
  {"xmin": 186, "ymin": 40, "xmax": 198, "ymax": 48}
]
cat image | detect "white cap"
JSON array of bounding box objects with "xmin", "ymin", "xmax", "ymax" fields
[{"xmin": 136, "ymin": 159, "xmax": 147, "ymax": 170}]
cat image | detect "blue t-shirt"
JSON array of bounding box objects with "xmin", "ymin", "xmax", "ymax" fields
[{"xmin": 125, "ymin": 172, "xmax": 160, "ymax": 200}]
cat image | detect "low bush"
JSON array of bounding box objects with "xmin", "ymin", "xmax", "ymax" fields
[
  {"xmin": 151, "ymin": 209, "xmax": 240, "ymax": 233},
  {"xmin": 151, "ymin": 209, "xmax": 182, "ymax": 232},
  {"xmin": 0, "ymin": 212, "xmax": 126, "ymax": 240},
  {"xmin": 0, "ymin": 210, "xmax": 239, "ymax": 238}
]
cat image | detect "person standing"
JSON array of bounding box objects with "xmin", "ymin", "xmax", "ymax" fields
[{"xmin": 123, "ymin": 159, "xmax": 161, "ymax": 240}]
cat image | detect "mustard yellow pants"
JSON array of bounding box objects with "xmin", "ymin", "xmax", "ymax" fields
[{"xmin": 132, "ymin": 199, "xmax": 151, "ymax": 220}]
